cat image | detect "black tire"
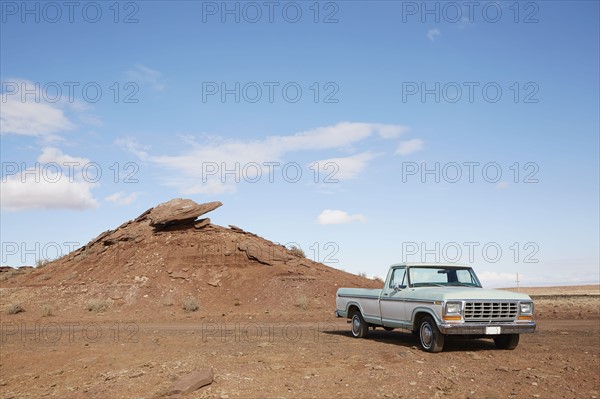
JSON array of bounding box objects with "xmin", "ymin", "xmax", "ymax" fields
[
  {"xmin": 494, "ymin": 334, "xmax": 520, "ymax": 350},
  {"xmin": 419, "ymin": 316, "xmax": 445, "ymax": 353},
  {"xmin": 351, "ymin": 312, "xmax": 369, "ymax": 338},
  {"xmin": 383, "ymin": 327, "xmax": 395, "ymax": 331}
]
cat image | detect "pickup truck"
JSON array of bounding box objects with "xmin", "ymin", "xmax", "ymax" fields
[{"xmin": 335, "ymin": 263, "xmax": 536, "ymax": 352}]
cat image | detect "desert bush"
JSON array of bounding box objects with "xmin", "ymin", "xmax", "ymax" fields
[
  {"xmin": 372, "ymin": 276, "xmax": 385, "ymax": 284},
  {"xmin": 358, "ymin": 272, "xmax": 367, "ymax": 278},
  {"xmin": 296, "ymin": 295, "xmax": 309, "ymax": 310},
  {"xmin": 7, "ymin": 303, "xmax": 24, "ymax": 315},
  {"xmin": 36, "ymin": 259, "xmax": 50, "ymax": 268},
  {"xmin": 182, "ymin": 298, "xmax": 199, "ymax": 312},
  {"xmin": 41, "ymin": 304, "xmax": 54, "ymax": 317},
  {"xmin": 86, "ymin": 299, "xmax": 109, "ymax": 312},
  {"xmin": 234, "ymin": 298, "xmax": 241, "ymax": 306},
  {"xmin": 288, "ymin": 246, "xmax": 305, "ymax": 258}
]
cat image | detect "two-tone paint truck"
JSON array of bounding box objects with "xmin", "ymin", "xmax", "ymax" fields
[{"xmin": 335, "ymin": 263, "xmax": 536, "ymax": 352}]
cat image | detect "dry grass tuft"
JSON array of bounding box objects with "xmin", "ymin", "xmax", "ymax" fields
[
  {"xmin": 288, "ymin": 246, "xmax": 306, "ymax": 257},
  {"xmin": 296, "ymin": 295, "xmax": 309, "ymax": 310},
  {"xmin": 86, "ymin": 299, "xmax": 109, "ymax": 312},
  {"xmin": 182, "ymin": 298, "xmax": 199, "ymax": 312}
]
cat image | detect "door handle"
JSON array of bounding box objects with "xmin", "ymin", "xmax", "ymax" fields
[{"xmin": 383, "ymin": 293, "xmax": 388, "ymax": 296}]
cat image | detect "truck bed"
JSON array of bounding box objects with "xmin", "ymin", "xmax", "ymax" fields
[{"xmin": 336, "ymin": 288, "xmax": 383, "ymax": 325}]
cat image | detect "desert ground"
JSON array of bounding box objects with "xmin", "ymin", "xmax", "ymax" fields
[
  {"xmin": 0, "ymin": 285, "xmax": 598, "ymax": 399},
  {"xmin": 1, "ymin": 200, "xmax": 599, "ymax": 398}
]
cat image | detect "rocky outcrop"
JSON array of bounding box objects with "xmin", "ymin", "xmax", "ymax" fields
[
  {"xmin": 194, "ymin": 218, "xmax": 211, "ymax": 229},
  {"xmin": 238, "ymin": 240, "xmax": 294, "ymax": 266},
  {"xmin": 149, "ymin": 199, "xmax": 222, "ymax": 228},
  {"xmin": 32, "ymin": 198, "xmax": 316, "ymax": 285}
]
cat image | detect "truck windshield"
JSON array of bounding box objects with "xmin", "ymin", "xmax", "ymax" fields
[{"xmin": 408, "ymin": 267, "xmax": 482, "ymax": 288}]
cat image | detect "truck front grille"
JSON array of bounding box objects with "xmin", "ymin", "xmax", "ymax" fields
[{"xmin": 464, "ymin": 302, "xmax": 518, "ymax": 322}]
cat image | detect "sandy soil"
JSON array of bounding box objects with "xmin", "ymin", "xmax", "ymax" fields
[{"xmin": 1, "ymin": 292, "xmax": 599, "ymax": 399}]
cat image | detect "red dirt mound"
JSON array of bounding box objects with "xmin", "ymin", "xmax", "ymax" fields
[{"xmin": 1, "ymin": 199, "xmax": 380, "ymax": 321}]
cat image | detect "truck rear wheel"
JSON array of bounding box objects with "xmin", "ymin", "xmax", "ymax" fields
[
  {"xmin": 493, "ymin": 334, "xmax": 519, "ymax": 350},
  {"xmin": 351, "ymin": 312, "xmax": 369, "ymax": 338},
  {"xmin": 419, "ymin": 316, "xmax": 444, "ymax": 353}
]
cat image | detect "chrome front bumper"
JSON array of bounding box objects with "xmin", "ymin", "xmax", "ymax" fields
[{"xmin": 438, "ymin": 321, "xmax": 536, "ymax": 335}]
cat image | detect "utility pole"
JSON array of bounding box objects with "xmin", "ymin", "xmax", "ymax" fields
[{"xmin": 515, "ymin": 272, "xmax": 520, "ymax": 292}]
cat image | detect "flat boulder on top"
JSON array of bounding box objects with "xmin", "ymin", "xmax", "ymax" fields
[{"xmin": 149, "ymin": 199, "xmax": 222, "ymax": 227}]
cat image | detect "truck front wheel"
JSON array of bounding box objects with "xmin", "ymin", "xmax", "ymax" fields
[
  {"xmin": 351, "ymin": 312, "xmax": 369, "ymax": 338},
  {"xmin": 493, "ymin": 334, "xmax": 520, "ymax": 350},
  {"xmin": 419, "ymin": 316, "xmax": 445, "ymax": 353}
]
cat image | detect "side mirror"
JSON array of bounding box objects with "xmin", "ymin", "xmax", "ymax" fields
[{"xmin": 392, "ymin": 283, "xmax": 406, "ymax": 291}]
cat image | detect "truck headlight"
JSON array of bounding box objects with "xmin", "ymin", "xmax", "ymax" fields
[
  {"xmin": 445, "ymin": 302, "xmax": 461, "ymax": 314},
  {"xmin": 519, "ymin": 302, "xmax": 533, "ymax": 315},
  {"xmin": 443, "ymin": 302, "xmax": 462, "ymax": 322}
]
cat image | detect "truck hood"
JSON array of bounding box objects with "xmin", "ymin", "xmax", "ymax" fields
[{"xmin": 407, "ymin": 287, "xmax": 532, "ymax": 301}]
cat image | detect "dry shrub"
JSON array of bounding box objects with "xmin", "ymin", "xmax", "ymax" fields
[
  {"xmin": 288, "ymin": 246, "xmax": 306, "ymax": 257},
  {"xmin": 86, "ymin": 299, "xmax": 109, "ymax": 312},
  {"xmin": 296, "ymin": 295, "xmax": 309, "ymax": 310},
  {"xmin": 182, "ymin": 298, "xmax": 199, "ymax": 312}
]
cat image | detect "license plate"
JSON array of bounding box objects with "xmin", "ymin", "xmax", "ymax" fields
[{"xmin": 485, "ymin": 326, "xmax": 501, "ymax": 335}]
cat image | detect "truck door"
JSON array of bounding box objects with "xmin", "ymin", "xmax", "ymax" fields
[{"xmin": 379, "ymin": 267, "xmax": 408, "ymax": 327}]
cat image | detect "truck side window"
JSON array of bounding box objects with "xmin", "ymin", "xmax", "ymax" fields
[{"xmin": 390, "ymin": 267, "xmax": 406, "ymax": 288}]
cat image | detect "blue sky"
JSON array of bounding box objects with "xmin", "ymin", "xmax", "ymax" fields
[{"xmin": 1, "ymin": 1, "xmax": 598, "ymax": 287}]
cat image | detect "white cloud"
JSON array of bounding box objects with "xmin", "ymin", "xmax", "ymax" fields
[
  {"xmin": 269, "ymin": 122, "xmax": 404, "ymax": 152},
  {"xmin": 317, "ymin": 209, "xmax": 366, "ymax": 225},
  {"xmin": 396, "ymin": 139, "xmax": 424, "ymax": 155},
  {"xmin": 427, "ymin": 28, "xmax": 441, "ymax": 41},
  {"xmin": 311, "ymin": 152, "xmax": 375, "ymax": 180},
  {"xmin": 127, "ymin": 64, "xmax": 166, "ymax": 92},
  {"xmin": 105, "ymin": 192, "xmax": 140, "ymax": 206},
  {"xmin": 1, "ymin": 170, "xmax": 98, "ymax": 211},
  {"xmin": 0, "ymin": 97, "xmax": 75, "ymax": 137},
  {"xmin": 119, "ymin": 122, "xmax": 407, "ymax": 194},
  {"xmin": 1, "ymin": 78, "xmax": 101, "ymax": 140},
  {"xmin": 37, "ymin": 147, "xmax": 90, "ymax": 165},
  {"xmin": 376, "ymin": 124, "xmax": 410, "ymax": 139},
  {"xmin": 1, "ymin": 147, "xmax": 98, "ymax": 211}
]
